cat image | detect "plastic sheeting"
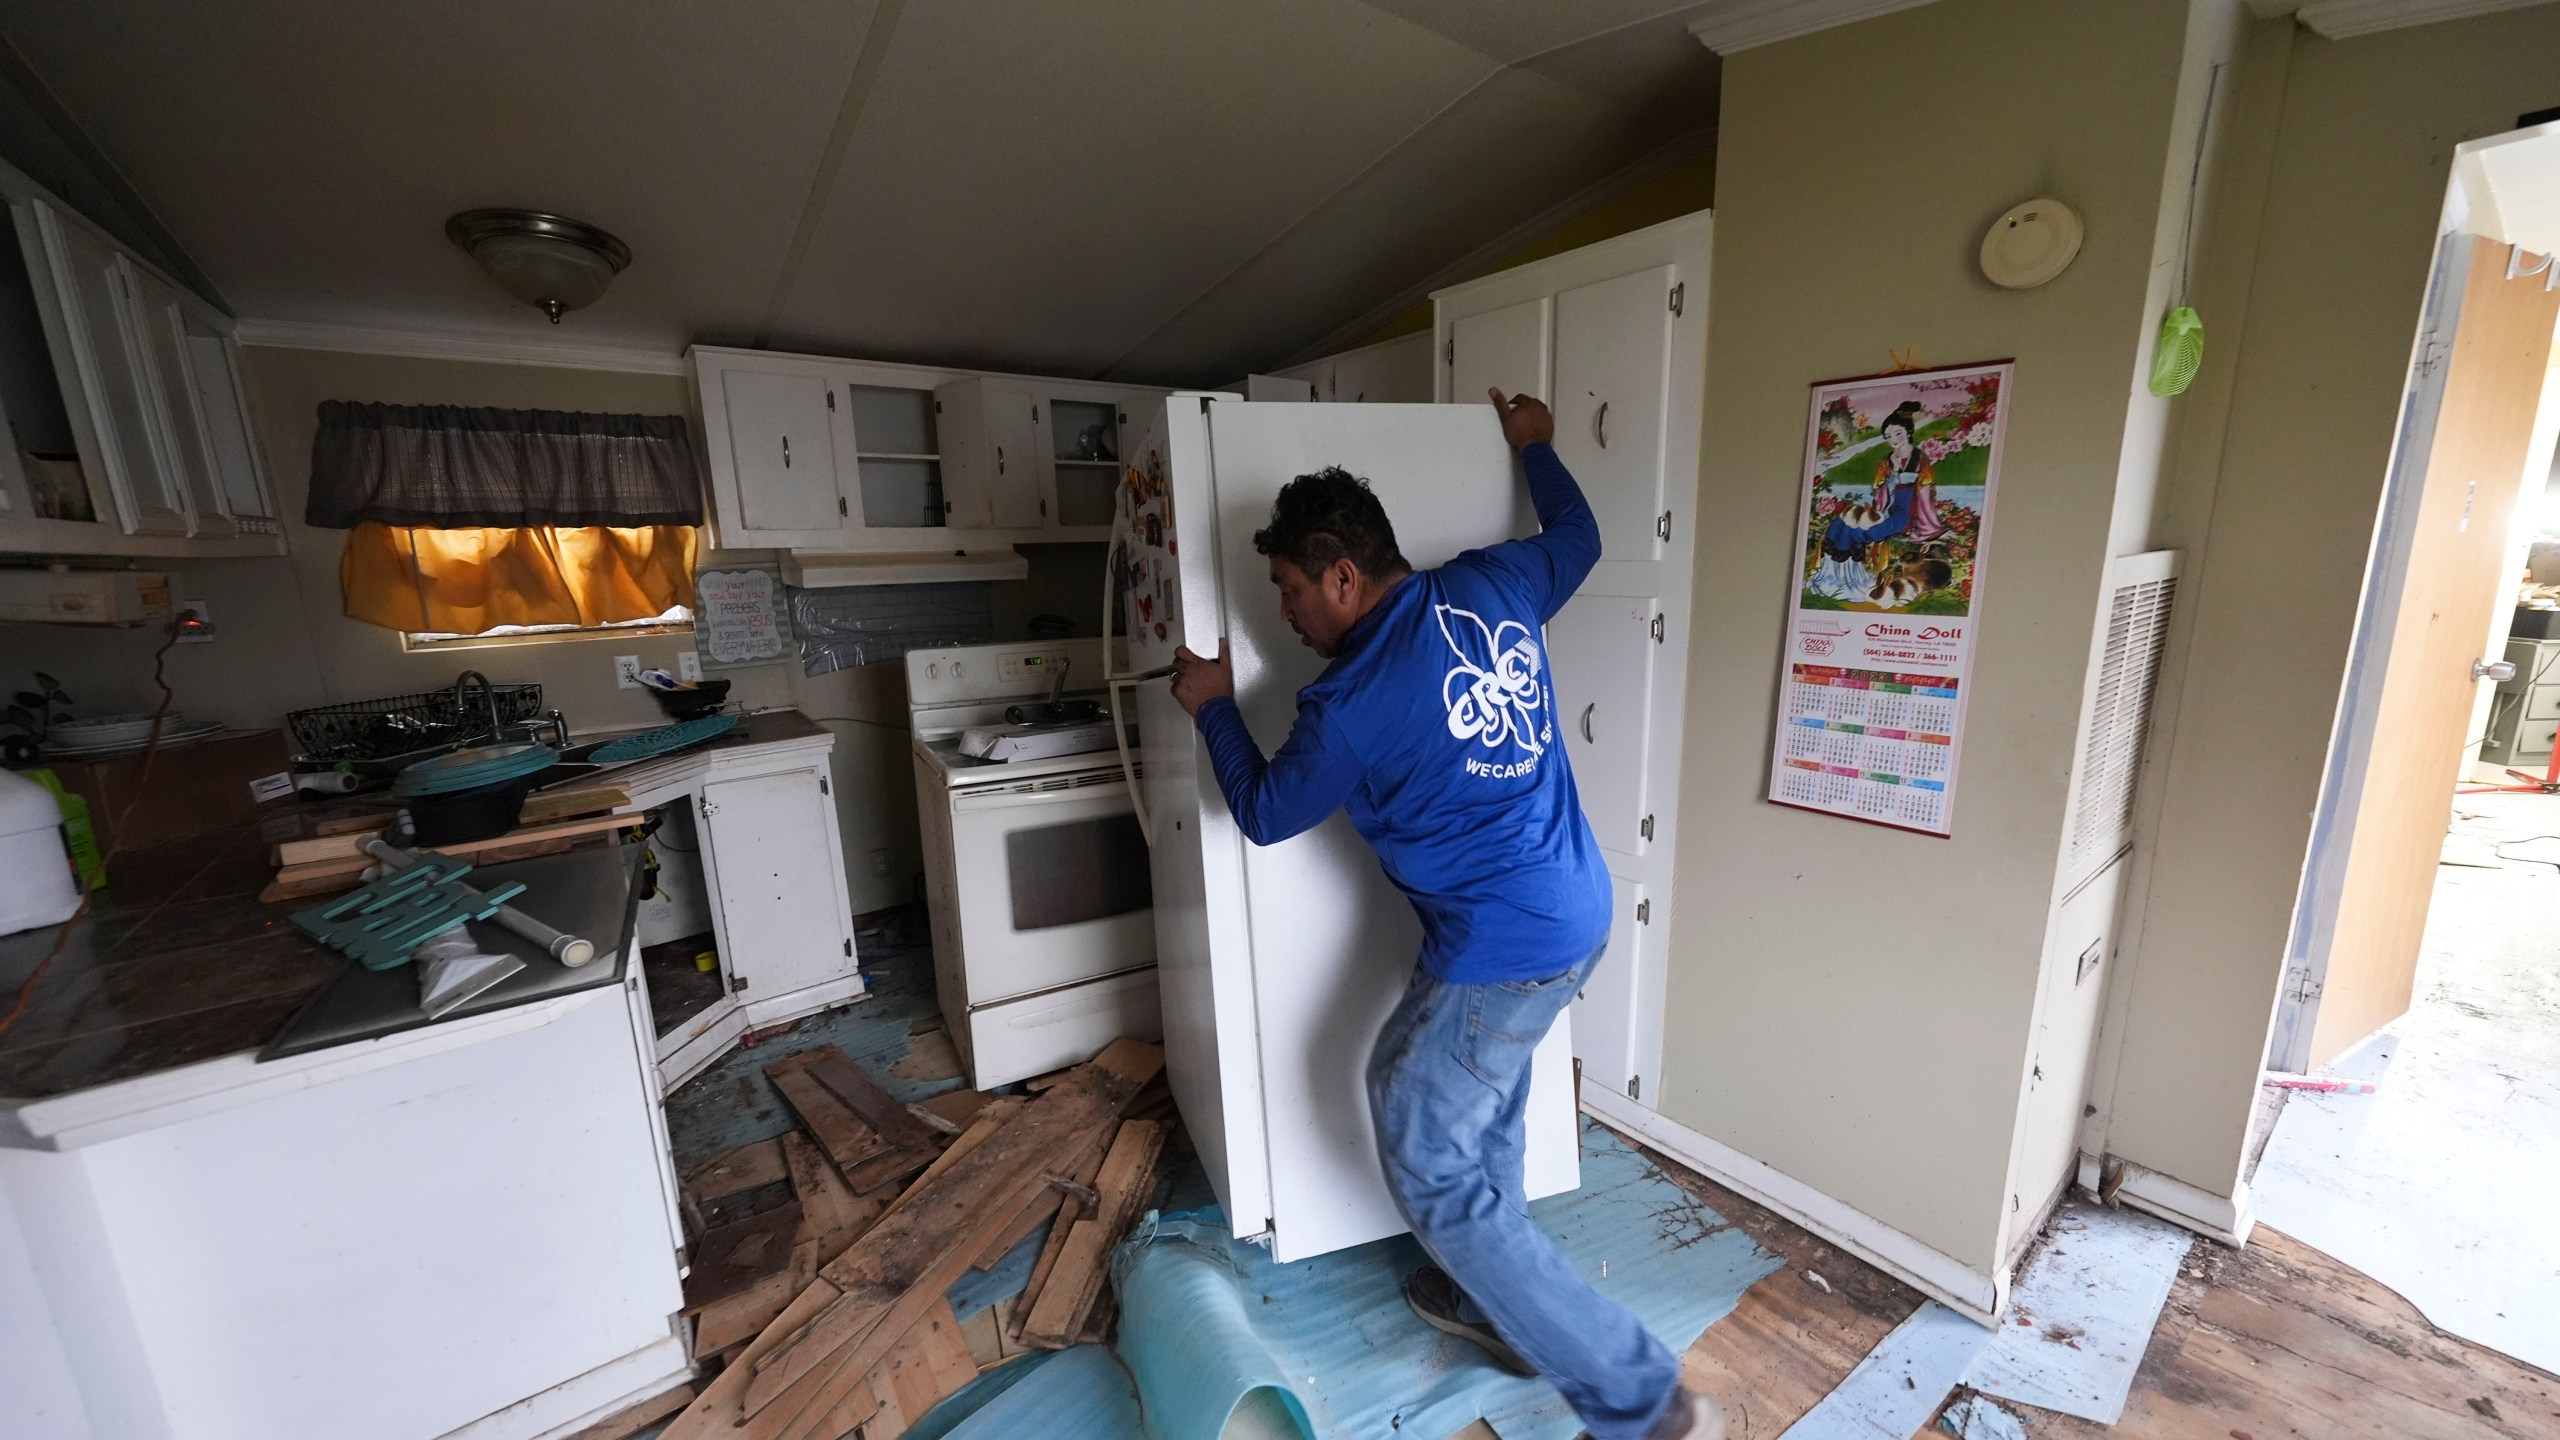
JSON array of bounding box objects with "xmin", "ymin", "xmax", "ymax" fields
[{"xmin": 1112, "ymin": 1119, "xmax": 1780, "ymax": 1440}]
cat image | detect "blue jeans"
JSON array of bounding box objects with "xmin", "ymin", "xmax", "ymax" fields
[{"xmin": 1365, "ymin": 948, "xmax": 1682, "ymax": 1440}]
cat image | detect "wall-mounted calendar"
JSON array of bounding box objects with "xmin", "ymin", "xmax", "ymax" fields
[{"xmin": 1767, "ymin": 361, "xmax": 2012, "ymax": 836}]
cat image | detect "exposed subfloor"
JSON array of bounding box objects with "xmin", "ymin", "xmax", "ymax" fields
[
  {"xmin": 2250, "ymin": 789, "xmax": 2560, "ymax": 1376},
  {"xmin": 649, "ymin": 924, "xmax": 2559, "ymax": 1440}
]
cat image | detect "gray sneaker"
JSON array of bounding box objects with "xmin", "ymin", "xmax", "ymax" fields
[
  {"xmin": 1402, "ymin": 1267, "xmax": 1536, "ymax": 1376},
  {"xmin": 1641, "ymin": 1389, "xmax": 1729, "ymax": 1440}
]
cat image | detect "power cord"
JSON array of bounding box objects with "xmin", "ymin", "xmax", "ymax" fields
[{"xmin": 0, "ymin": 616, "xmax": 187, "ymax": 1040}]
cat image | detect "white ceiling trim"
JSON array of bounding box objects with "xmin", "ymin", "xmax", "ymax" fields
[
  {"xmin": 2291, "ymin": 0, "xmax": 2560, "ymax": 38},
  {"xmin": 232, "ymin": 319, "xmax": 687, "ymax": 376},
  {"xmin": 1684, "ymin": 0, "xmax": 1944, "ymax": 54}
]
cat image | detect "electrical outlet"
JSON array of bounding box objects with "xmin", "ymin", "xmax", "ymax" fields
[
  {"xmin": 870, "ymin": 848, "xmax": 891, "ymax": 878},
  {"xmin": 613, "ymin": 654, "xmax": 644, "ymax": 689},
  {"xmin": 175, "ymin": 600, "xmax": 213, "ymax": 643},
  {"xmin": 678, "ymin": 650, "xmax": 704, "ymax": 683}
]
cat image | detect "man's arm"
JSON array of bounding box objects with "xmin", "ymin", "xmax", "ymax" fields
[
  {"xmin": 1486, "ymin": 389, "xmax": 1601, "ymax": 618},
  {"xmin": 1172, "ymin": 641, "xmax": 1365, "ymax": 846}
]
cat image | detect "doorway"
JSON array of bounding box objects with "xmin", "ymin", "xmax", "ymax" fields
[{"xmin": 2250, "ymin": 122, "xmax": 2560, "ymax": 1376}]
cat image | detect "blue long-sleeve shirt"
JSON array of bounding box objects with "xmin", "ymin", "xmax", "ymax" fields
[{"xmin": 1193, "ymin": 442, "xmax": 1611, "ymax": 984}]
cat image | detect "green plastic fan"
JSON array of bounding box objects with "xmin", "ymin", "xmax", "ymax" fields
[{"xmin": 2149, "ymin": 306, "xmax": 2205, "ymax": 397}]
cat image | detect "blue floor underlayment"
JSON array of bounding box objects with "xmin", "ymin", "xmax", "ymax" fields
[{"xmin": 918, "ymin": 1117, "xmax": 1782, "ymax": 1440}]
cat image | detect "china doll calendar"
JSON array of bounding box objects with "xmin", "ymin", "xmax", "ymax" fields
[{"xmin": 1767, "ymin": 361, "xmax": 2011, "ymax": 836}]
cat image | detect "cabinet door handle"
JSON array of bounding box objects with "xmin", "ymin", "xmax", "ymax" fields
[
  {"xmin": 1594, "ymin": 401, "xmax": 1609, "ymax": 449},
  {"xmin": 781, "ymin": 436, "xmax": 791, "ymax": 469},
  {"xmin": 996, "ymin": 445, "xmax": 1005, "ymax": 475},
  {"xmin": 1581, "ymin": 703, "xmax": 1595, "ymax": 742}
]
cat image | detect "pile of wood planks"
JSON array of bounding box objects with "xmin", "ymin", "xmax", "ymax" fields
[
  {"xmin": 259, "ymin": 783, "xmax": 630, "ymax": 902},
  {"xmin": 661, "ymin": 1037, "xmax": 1174, "ymax": 1440}
]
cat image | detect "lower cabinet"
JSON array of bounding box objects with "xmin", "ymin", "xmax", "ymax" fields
[{"xmin": 617, "ymin": 719, "xmax": 866, "ymax": 1092}]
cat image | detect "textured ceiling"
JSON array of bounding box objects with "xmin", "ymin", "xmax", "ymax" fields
[{"xmin": 0, "ymin": 0, "xmax": 1719, "ymax": 386}]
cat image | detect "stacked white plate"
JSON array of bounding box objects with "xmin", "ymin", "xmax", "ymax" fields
[{"xmin": 42, "ymin": 713, "xmax": 223, "ymax": 759}]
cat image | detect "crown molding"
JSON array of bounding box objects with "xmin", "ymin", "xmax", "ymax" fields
[
  {"xmin": 1685, "ymin": 0, "xmax": 1946, "ymax": 54},
  {"xmin": 2292, "ymin": 0, "xmax": 2559, "ymax": 38},
  {"xmin": 230, "ymin": 318, "xmax": 689, "ymax": 376}
]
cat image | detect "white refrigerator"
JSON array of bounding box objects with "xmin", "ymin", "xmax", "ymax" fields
[{"xmin": 1107, "ymin": 394, "xmax": 1581, "ymax": 1264}]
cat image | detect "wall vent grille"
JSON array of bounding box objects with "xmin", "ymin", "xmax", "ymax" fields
[{"xmin": 2068, "ymin": 565, "xmax": 2178, "ymax": 875}]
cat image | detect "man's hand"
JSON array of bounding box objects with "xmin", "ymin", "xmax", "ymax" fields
[
  {"xmin": 1171, "ymin": 641, "xmax": 1234, "ymax": 717},
  {"xmin": 1488, "ymin": 388, "xmax": 1554, "ymax": 450}
]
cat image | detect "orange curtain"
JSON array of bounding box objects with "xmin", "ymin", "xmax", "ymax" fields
[{"xmin": 342, "ymin": 523, "xmax": 700, "ymax": 635}]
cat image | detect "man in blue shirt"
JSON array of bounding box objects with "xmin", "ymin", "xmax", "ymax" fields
[{"xmin": 1170, "ymin": 391, "xmax": 1724, "ymax": 1440}]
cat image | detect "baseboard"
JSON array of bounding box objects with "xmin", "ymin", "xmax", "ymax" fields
[
  {"xmin": 2076, "ymin": 1152, "xmax": 2256, "ymax": 1246},
  {"xmin": 1580, "ymin": 1081, "xmax": 2005, "ymax": 1323}
]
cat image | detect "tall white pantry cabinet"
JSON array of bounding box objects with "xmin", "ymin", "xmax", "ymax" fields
[{"xmin": 1433, "ymin": 212, "xmax": 1710, "ymax": 1113}]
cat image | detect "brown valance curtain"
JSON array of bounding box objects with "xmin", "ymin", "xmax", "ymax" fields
[{"xmin": 305, "ymin": 401, "xmax": 703, "ymax": 529}]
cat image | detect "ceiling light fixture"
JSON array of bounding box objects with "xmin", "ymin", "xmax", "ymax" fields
[{"xmin": 444, "ymin": 209, "xmax": 632, "ymax": 323}]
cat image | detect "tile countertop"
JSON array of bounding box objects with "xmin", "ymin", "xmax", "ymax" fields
[
  {"xmin": 0, "ymin": 705, "xmax": 821, "ymax": 1103},
  {"xmin": 0, "ymin": 824, "xmax": 638, "ymax": 1103}
]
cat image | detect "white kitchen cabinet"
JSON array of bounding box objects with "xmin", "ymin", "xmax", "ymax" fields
[
  {"xmin": 1552, "ymin": 266, "xmax": 1677, "ymax": 562},
  {"xmin": 935, "ymin": 376, "xmax": 1046, "ymax": 529},
  {"xmin": 1319, "ymin": 331, "xmax": 1434, "ymax": 403},
  {"xmin": 1447, "ymin": 296, "xmax": 1551, "ymax": 410},
  {"xmin": 689, "ymin": 348, "xmax": 1159, "ymax": 560},
  {"xmin": 126, "ymin": 266, "xmax": 233, "ymax": 537},
  {"xmin": 1040, "ymin": 390, "xmax": 1133, "ymax": 535},
  {"xmin": 1434, "ymin": 212, "xmax": 1707, "ymax": 1112},
  {"xmin": 692, "ymin": 351, "xmax": 859, "ymax": 549},
  {"xmin": 26, "ymin": 197, "xmax": 189, "ymax": 537},
  {"xmin": 178, "ymin": 324, "xmax": 281, "ymax": 534},
  {"xmin": 700, "ymin": 766, "xmax": 857, "ymax": 1003},
  {"xmin": 1544, "ymin": 591, "xmax": 1660, "ymax": 857},
  {"xmin": 610, "ymin": 712, "xmax": 866, "ymax": 1092},
  {"xmin": 0, "ymin": 174, "xmax": 277, "ymax": 558}
]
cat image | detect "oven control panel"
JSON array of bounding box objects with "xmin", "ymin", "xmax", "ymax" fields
[{"xmin": 908, "ymin": 638, "xmax": 1108, "ymax": 707}]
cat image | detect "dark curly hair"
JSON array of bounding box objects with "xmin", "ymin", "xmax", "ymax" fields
[{"xmin": 1252, "ymin": 466, "xmax": 1410, "ymax": 581}]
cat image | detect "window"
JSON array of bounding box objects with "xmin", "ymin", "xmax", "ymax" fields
[{"xmin": 305, "ymin": 402, "xmax": 704, "ymax": 643}]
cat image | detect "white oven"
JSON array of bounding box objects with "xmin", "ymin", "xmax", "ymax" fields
[{"xmin": 910, "ymin": 640, "xmax": 1161, "ymax": 1087}]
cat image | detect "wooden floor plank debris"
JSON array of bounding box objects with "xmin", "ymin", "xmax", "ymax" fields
[
  {"xmin": 561, "ymin": 1381, "xmax": 695, "ymax": 1440},
  {"xmin": 658, "ymin": 1038, "xmax": 1165, "ymax": 1440},
  {"xmin": 1018, "ymin": 1117, "xmax": 1166, "ymax": 1349}
]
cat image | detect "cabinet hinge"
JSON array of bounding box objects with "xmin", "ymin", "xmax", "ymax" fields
[
  {"xmin": 1649, "ymin": 614, "xmax": 1665, "ymax": 643},
  {"xmin": 698, "ymin": 798, "xmax": 720, "ymax": 818},
  {"xmin": 1668, "ymin": 282, "xmax": 1684, "ymax": 316},
  {"xmin": 1627, "ymin": 1076, "xmax": 1641, "ymax": 1101},
  {"xmin": 732, "ymin": 975, "xmax": 749, "ymax": 992},
  {"xmin": 1635, "ymin": 898, "xmax": 1651, "ymax": 924},
  {"xmin": 1656, "ymin": 510, "xmax": 1672, "ymax": 541},
  {"xmin": 2284, "ymin": 966, "xmax": 2323, "ymax": 1003},
  {"xmin": 1639, "ymin": 814, "xmax": 1654, "ymax": 841},
  {"xmin": 837, "ymin": 496, "xmax": 848, "ymax": 516}
]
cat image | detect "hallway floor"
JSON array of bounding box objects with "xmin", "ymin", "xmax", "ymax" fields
[{"xmin": 2251, "ymin": 790, "xmax": 2560, "ymax": 1376}]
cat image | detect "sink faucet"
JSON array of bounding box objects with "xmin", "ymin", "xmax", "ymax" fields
[{"xmin": 453, "ymin": 670, "xmax": 502, "ymax": 743}]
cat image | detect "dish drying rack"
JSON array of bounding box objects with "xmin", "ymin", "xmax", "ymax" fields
[{"xmin": 289, "ymin": 678, "xmax": 557, "ymax": 772}]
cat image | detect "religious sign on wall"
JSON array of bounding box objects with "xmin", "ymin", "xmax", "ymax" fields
[{"xmin": 1767, "ymin": 360, "xmax": 2012, "ymax": 835}]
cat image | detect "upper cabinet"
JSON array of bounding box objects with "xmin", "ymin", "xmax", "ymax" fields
[
  {"xmin": 697, "ymin": 353, "xmax": 859, "ymax": 549},
  {"xmin": 691, "ymin": 346, "xmax": 1145, "ymax": 557},
  {"xmin": 0, "ymin": 182, "xmax": 283, "ymax": 559}
]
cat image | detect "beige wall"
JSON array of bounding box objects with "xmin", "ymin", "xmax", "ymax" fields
[
  {"xmin": 1664, "ymin": 0, "xmax": 2202, "ymax": 1274},
  {"xmin": 2097, "ymin": 5, "xmax": 2560, "ymax": 1196}
]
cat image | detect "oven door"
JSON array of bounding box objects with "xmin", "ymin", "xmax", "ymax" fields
[{"xmin": 948, "ymin": 774, "xmax": 1155, "ymax": 1006}]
